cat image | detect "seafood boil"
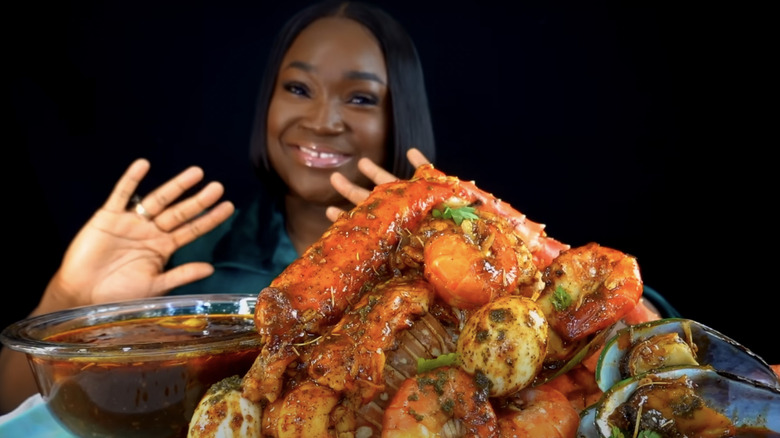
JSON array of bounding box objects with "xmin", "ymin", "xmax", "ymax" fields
[{"xmin": 187, "ymin": 164, "xmax": 780, "ymax": 437}]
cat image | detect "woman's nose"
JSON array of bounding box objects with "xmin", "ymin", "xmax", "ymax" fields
[{"xmin": 301, "ymin": 98, "xmax": 345, "ymax": 134}]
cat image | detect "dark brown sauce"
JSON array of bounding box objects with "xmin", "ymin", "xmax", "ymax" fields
[
  {"xmin": 32, "ymin": 314, "xmax": 262, "ymax": 438},
  {"xmin": 46, "ymin": 314, "xmax": 255, "ymax": 345}
]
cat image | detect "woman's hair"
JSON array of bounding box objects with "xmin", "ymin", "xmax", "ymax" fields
[{"xmin": 249, "ymin": 0, "xmax": 436, "ymax": 192}]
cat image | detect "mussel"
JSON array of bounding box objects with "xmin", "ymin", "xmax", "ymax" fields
[
  {"xmin": 578, "ymin": 366, "xmax": 780, "ymax": 437},
  {"xmin": 595, "ymin": 318, "xmax": 779, "ymax": 392}
]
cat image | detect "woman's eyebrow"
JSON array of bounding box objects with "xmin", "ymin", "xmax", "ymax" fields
[
  {"xmin": 344, "ymin": 70, "xmax": 385, "ymax": 85},
  {"xmin": 285, "ymin": 60, "xmax": 314, "ymax": 72},
  {"xmin": 284, "ymin": 61, "xmax": 385, "ymax": 85}
]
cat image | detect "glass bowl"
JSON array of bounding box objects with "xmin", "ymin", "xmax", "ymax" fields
[{"xmin": 0, "ymin": 294, "xmax": 263, "ymax": 438}]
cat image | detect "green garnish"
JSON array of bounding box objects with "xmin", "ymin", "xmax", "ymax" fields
[
  {"xmin": 551, "ymin": 286, "xmax": 572, "ymax": 311},
  {"xmin": 609, "ymin": 425, "xmax": 661, "ymax": 438},
  {"xmin": 417, "ymin": 353, "xmax": 460, "ymax": 373},
  {"xmin": 431, "ymin": 206, "xmax": 478, "ymax": 226}
]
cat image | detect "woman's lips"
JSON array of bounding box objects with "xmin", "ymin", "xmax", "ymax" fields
[{"xmin": 292, "ymin": 144, "xmax": 352, "ymax": 169}]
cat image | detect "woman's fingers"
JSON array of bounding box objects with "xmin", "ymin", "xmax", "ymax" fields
[
  {"xmin": 407, "ymin": 148, "xmax": 431, "ymax": 168},
  {"xmin": 328, "ymin": 148, "xmax": 434, "ymax": 223},
  {"xmin": 139, "ymin": 166, "xmax": 206, "ymax": 218},
  {"xmin": 331, "ymin": 149, "xmax": 428, "ymax": 205},
  {"xmin": 325, "ymin": 206, "xmax": 344, "ymax": 223},
  {"xmin": 152, "ymin": 181, "xmax": 226, "ymax": 231},
  {"xmin": 153, "ymin": 262, "xmax": 217, "ymax": 295},
  {"xmin": 357, "ymin": 157, "xmax": 397, "ymax": 185},
  {"xmin": 330, "ymin": 171, "xmax": 371, "ymax": 206},
  {"xmin": 170, "ymin": 200, "xmax": 235, "ymax": 248},
  {"xmin": 104, "ymin": 158, "xmax": 151, "ymax": 212}
]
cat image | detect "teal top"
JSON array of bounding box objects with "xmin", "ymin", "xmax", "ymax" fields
[{"xmin": 167, "ymin": 190, "xmax": 298, "ymax": 296}]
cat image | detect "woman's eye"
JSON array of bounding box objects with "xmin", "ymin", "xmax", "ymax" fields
[
  {"xmin": 348, "ymin": 93, "xmax": 379, "ymax": 106},
  {"xmin": 283, "ymin": 81, "xmax": 310, "ymax": 97}
]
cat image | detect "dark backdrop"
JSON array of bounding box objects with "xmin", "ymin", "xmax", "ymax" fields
[{"xmin": 7, "ymin": 2, "xmax": 776, "ymax": 363}]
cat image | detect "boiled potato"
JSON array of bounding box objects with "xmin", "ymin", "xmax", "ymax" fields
[
  {"xmin": 457, "ymin": 295, "xmax": 548, "ymax": 397},
  {"xmin": 188, "ymin": 376, "xmax": 262, "ymax": 438}
]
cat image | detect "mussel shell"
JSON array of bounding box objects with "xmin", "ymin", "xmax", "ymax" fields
[
  {"xmin": 595, "ymin": 318, "xmax": 779, "ymax": 391},
  {"xmin": 576, "ymin": 406, "xmax": 599, "ymax": 438},
  {"xmin": 579, "ymin": 366, "xmax": 780, "ymax": 437}
]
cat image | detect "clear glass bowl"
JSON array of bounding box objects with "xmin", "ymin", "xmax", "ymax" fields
[{"xmin": 1, "ymin": 294, "xmax": 263, "ymax": 438}]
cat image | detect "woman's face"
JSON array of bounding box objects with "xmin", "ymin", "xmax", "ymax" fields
[{"xmin": 267, "ymin": 17, "xmax": 389, "ymax": 205}]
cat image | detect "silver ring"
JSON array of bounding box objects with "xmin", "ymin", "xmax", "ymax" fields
[{"xmin": 130, "ymin": 195, "xmax": 153, "ymax": 220}]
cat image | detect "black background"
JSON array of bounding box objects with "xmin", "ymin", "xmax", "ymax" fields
[{"xmin": 7, "ymin": 2, "xmax": 776, "ymax": 363}]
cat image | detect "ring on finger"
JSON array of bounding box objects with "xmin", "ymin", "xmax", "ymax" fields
[{"xmin": 129, "ymin": 195, "xmax": 153, "ymax": 220}]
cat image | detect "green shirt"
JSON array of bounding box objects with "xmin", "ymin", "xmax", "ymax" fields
[{"xmin": 166, "ymin": 192, "xmax": 298, "ymax": 296}]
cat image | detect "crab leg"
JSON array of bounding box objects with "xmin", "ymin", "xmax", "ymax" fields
[
  {"xmin": 243, "ymin": 164, "xmax": 569, "ymax": 403},
  {"xmin": 244, "ymin": 167, "xmax": 469, "ymax": 402}
]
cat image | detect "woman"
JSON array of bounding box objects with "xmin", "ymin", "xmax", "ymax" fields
[{"xmin": 0, "ymin": 0, "xmax": 434, "ymax": 413}]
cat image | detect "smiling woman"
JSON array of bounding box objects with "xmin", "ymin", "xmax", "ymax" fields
[
  {"xmin": 169, "ymin": 0, "xmax": 436, "ymax": 294},
  {"xmin": 265, "ymin": 16, "xmax": 390, "ymax": 220},
  {"xmin": 6, "ymin": 0, "xmax": 776, "ymax": 418},
  {"xmin": 1, "ymin": 0, "xmax": 435, "ymax": 414}
]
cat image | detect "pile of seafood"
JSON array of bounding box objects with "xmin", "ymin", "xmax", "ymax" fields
[{"xmin": 187, "ymin": 164, "xmax": 780, "ymax": 438}]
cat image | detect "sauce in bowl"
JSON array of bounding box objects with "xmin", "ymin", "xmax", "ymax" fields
[{"xmin": 33, "ymin": 314, "xmax": 261, "ymax": 438}]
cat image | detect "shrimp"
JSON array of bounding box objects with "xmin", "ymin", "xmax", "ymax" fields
[
  {"xmin": 262, "ymin": 380, "xmax": 340, "ymax": 437},
  {"xmin": 382, "ymin": 366, "xmax": 499, "ymax": 438},
  {"xmin": 495, "ymin": 385, "xmax": 580, "ymax": 438},
  {"xmin": 423, "ymin": 208, "xmax": 540, "ymax": 309},
  {"xmin": 416, "ymin": 165, "xmax": 569, "ymax": 269},
  {"xmin": 541, "ymin": 363, "xmax": 603, "ymax": 412},
  {"xmin": 244, "ymin": 164, "xmax": 569, "ymax": 403},
  {"xmin": 536, "ymin": 242, "xmax": 642, "ymax": 344}
]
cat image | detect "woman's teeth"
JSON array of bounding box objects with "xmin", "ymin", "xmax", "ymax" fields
[{"xmin": 297, "ymin": 146, "xmax": 350, "ymax": 168}]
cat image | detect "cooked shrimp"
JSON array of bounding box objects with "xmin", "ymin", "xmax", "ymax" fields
[
  {"xmin": 382, "ymin": 366, "xmax": 499, "ymax": 438},
  {"xmin": 495, "ymin": 385, "xmax": 580, "ymax": 438},
  {"xmin": 541, "ymin": 364, "xmax": 603, "ymax": 412},
  {"xmin": 536, "ymin": 242, "xmax": 642, "ymax": 343},
  {"xmin": 416, "ymin": 165, "xmax": 570, "ymax": 269},
  {"xmin": 423, "ymin": 209, "xmax": 539, "ymax": 309},
  {"xmin": 261, "ymin": 380, "xmax": 340, "ymax": 438},
  {"xmin": 622, "ymin": 297, "xmax": 663, "ymax": 325}
]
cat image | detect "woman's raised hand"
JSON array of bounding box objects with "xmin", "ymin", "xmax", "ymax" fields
[
  {"xmin": 37, "ymin": 159, "xmax": 234, "ymax": 314},
  {"xmin": 327, "ymin": 148, "xmax": 430, "ymax": 222}
]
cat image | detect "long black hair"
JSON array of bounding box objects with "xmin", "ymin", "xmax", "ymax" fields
[{"xmin": 249, "ymin": 1, "xmax": 436, "ymax": 193}]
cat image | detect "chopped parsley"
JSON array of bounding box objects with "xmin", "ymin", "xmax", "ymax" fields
[
  {"xmin": 552, "ymin": 286, "xmax": 573, "ymax": 311},
  {"xmin": 431, "ymin": 206, "xmax": 479, "ymax": 226},
  {"xmin": 610, "ymin": 426, "xmax": 662, "ymax": 438}
]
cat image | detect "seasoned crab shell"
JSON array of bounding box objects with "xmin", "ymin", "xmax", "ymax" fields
[{"xmin": 457, "ymin": 295, "xmax": 548, "ymax": 397}]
